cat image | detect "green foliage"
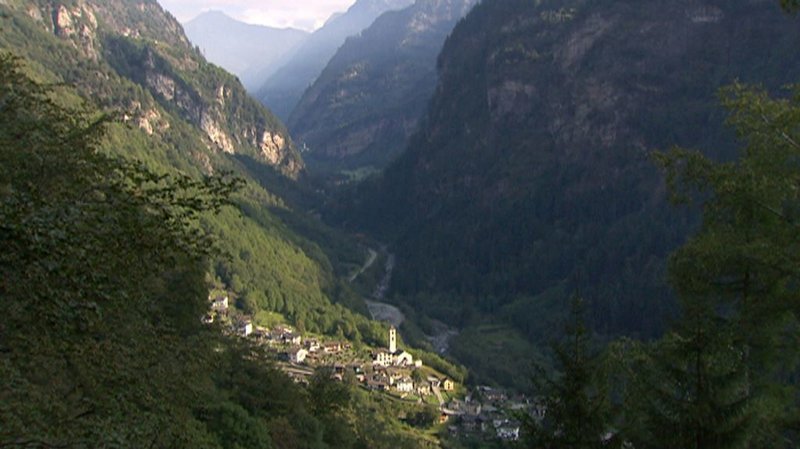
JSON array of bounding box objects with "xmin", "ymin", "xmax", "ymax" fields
[
  {"xmin": 199, "ymin": 402, "xmax": 274, "ymax": 449},
  {"xmin": 633, "ymin": 73, "xmax": 800, "ymax": 447},
  {"xmin": 0, "ymin": 54, "xmax": 446, "ymax": 449},
  {"xmin": 614, "ymin": 310, "xmax": 756, "ymax": 449},
  {"xmin": 522, "ymin": 298, "xmax": 619, "ymax": 449},
  {"xmin": 449, "ymin": 324, "xmax": 542, "ymax": 390},
  {"xmin": 408, "ymin": 405, "xmax": 441, "ymax": 428},
  {"xmin": 0, "ymin": 0, "xmax": 392, "ymax": 347},
  {"xmin": 0, "ymin": 52, "xmax": 228, "ymax": 447},
  {"xmin": 409, "ymin": 349, "xmax": 469, "ymax": 385},
  {"xmin": 0, "ymin": 3, "xmax": 460, "ymax": 448},
  {"xmin": 782, "ymin": 0, "xmax": 800, "ymax": 12}
]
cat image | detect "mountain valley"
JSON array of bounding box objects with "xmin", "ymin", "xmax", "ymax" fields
[
  {"xmin": 255, "ymin": 0, "xmax": 415, "ymax": 120},
  {"xmin": 3, "ymin": 0, "xmax": 800, "ymax": 448},
  {"xmin": 183, "ymin": 11, "xmax": 308, "ymax": 91},
  {"xmin": 289, "ymin": 0, "xmax": 477, "ymax": 174}
]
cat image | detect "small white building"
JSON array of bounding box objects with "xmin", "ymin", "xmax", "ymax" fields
[
  {"xmin": 236, "ymin": 318, "xmax": 253, "ymax": 337},
  {"xmin": 394, "ymin": 351, "xmax": 414, "ymax": 366},
  {"xmin": 285, "ymin": 333, "xmax": 302, "ymax": 345},
  {"xmin": 442, "ymin": 378, "xmax": 455, "ymax": 391},
  {"xmin": 372, "ymin": 326, "xmax": 418, "ymax": 367},
  {"xmin": 496, "ymin": 425, "xmax": 520, "ymax": 441},
  {"xmin": 287, "ymin": 347, "xmax": 308, "ymax": 364},
  {"xmin": 211, "ymin": 295, "xmax": 229, "ymax": 313},
  {"xmin": 324, "ymin": 342, "xmax": 343, "ymax": 353},
  {"xmin": 373, "ymin": 350, "xmax": 393, "ymax": 367},
  {"xmin": 395, "ymin": 377, "xmax": 414, "ymax": 393}
]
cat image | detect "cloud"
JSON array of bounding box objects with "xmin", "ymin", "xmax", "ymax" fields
[{"xmin": 157, "ymin": 0, "xmax": 356, "ymax": 31}]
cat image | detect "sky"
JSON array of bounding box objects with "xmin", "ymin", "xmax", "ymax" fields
[{"xmin": 157, "ymin": 0, "xmax": 358, "ymax": 32}]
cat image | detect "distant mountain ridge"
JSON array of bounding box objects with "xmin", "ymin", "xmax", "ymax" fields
[
  {"xmin": 289, "ymin": 0, "xmax": 477, "ymax": 173},
  {"xmin": 183, "ymin": 11, "xmax": 308, "ymax": 91},
  {"xmin": 256, "ymin": 0, "xmax": 415, "ymax": 120}
]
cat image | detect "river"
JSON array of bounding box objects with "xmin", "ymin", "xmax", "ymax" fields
[{"xmin": 353, "ymin": 246, "xmax": 457, "ymax": 354}]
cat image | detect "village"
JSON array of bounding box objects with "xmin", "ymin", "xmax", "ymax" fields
[{"xmin": 205, "ymin": 291, "xmax": 531, "ymax": 443}]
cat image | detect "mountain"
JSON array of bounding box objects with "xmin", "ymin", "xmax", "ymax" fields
[
  {"xmin": 183, "ymin": 10, "xmax": 308, "ymax": 91},
  {"xmin": 0, "ymin": 0, "xmax": 388, "ymax": 345},
  {"xmin": 0, "ymin": 0, "xmax": 302, "ymax": 174},
  {"xmin": 255, "ymin": 0, "xmax": 415, "ymax": 120},
  {"xmin": 335, "ymin": 0, "xmax": 800, "ymax": 387},
  {"xmin": 289, "ymin": 0, "xmax": 477, "ymax": 174}
]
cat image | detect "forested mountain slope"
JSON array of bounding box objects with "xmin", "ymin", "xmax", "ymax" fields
[
  {"xmin": 0, "ymin": 0, "xmax": 389, "ymax": 345},
  {"xmin": 0, "ymin": 1, "xmax": 450, "ymax": 447},
  {"xmin": 255, "ymin": 0, "xmax": 414, "ymax": 120},
  {"xmin": 289, "ymin": 0, "xmax": 476, "ymax": 174},
  {"xmin": 0, "ymin": 55, "xmax": 441, "ymax": 449},
  {"xmin": 334, "ymin": 0, "xmax": 800, "ymax": 386}
]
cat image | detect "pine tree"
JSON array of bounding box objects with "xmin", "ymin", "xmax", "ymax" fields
[
  {"xmin": 523, "ymin": 297, "xmax": 620, "ymax": 449},
  {"xmin": 621, "ymin": 299, "xmax": 756, "ymax": 449}
]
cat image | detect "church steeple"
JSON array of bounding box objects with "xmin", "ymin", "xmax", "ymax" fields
[{"xmin": 389, "ymin": 326, "xmax": 397, "ymax": 353}]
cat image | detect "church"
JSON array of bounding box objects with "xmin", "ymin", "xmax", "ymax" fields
[{"xmin": 373, "ymin": 326, "xmax": 420, "ymax": 367}]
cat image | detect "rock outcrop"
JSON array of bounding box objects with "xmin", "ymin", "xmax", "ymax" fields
[{"xmin": 8, "ymin": 0, "xmax": 302, "ymax": 177}]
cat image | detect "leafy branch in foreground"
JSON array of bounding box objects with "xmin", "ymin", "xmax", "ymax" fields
[{"xmin": 0, "ymin": 52, "xmax": 240, "ymax": 448}]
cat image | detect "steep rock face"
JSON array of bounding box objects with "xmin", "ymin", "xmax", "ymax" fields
[
  {"xmin": 289, "ymin": 0, "xmax": 476, "ymax": 173},
  {"xmin": 256, "ymin": 0, "xmax": 414, "ymax": 120},
  {"xmin": 343, "ymin": 0, "xmax": 800, "ymax": 337},
  {"xmin": 5, "ymin": 0, "xmax": 302, "ymax": 177}
]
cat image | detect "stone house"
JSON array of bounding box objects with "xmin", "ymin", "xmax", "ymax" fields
[
  {"xmin": 395, "ymin": 377, "xmax": 413, "ymax": 393},
  {"xmin": 287, "ymin": 347, "xmax": 308, "ymax": 364}
]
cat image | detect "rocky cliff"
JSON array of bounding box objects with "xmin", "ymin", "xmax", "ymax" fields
[
  {"xmin": 289, "ymin": 0, "xmax": 476, "ymax": 173},
  {"xmin": 3, "ymin": 0, "xmax": 302, "ymax": 177}
]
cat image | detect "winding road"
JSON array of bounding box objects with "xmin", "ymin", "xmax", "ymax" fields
[
  {"xmin": 348, "ymin": 248, "xmax": 377, "ymax": 282},
  {"xmin": 350, "ymin": 246, "xmax": 457, "ymax": 353}
]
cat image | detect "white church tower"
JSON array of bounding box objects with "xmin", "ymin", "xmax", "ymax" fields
[{"xmin": 389, "ymin": 326, "xmax": 397, "ymax": 353}]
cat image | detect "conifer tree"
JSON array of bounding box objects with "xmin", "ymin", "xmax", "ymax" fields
[
  {"xmin": 620, "ymin": 298, "xmax": 756, "ymax": 449},
  {"xmin": 523, "ymin": 297, "xmax": 620, "ymax": 449},
  {"xmin": 648, "ymin": 78, "xmax": 800, "ymax": 447}
]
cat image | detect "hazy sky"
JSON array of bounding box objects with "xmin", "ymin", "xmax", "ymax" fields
[{"xmin": 157, "ymin": 0, "xmax": 358, "ymax": 31}]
